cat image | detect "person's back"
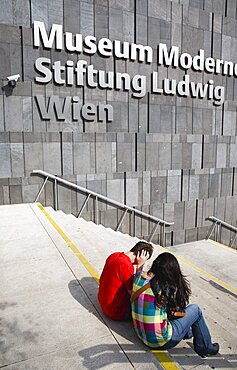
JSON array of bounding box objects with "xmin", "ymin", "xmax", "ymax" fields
[
  {"xmin": 132, "ymin": 271, "xmax": 172, "ymax": 347},
  {"xmin": 98, "ymin": 241, "xmax": 153, "ymax": 321},
  {"xmin": 98, "ymin": 252, "xmax": 134, "ymax": 320}
]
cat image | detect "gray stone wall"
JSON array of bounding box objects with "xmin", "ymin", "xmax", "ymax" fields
[{"xmin": 0, "ymin": 0, "xmax": 237, "ymax": 246}]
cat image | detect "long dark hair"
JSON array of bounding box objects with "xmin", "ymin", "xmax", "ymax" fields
[{"xmin": 148, "ymin": 252, "xmax": 191, "ymax": 311}]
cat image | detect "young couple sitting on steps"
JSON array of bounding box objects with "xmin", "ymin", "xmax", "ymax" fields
[{"xmin": 98, "ymin": 241, "xmax": 219, "ymax": 359}]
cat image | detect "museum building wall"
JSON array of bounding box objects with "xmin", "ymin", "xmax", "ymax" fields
[{"xmin": 0, "ymin": 0, "xmax": 237, "ymax": 245}]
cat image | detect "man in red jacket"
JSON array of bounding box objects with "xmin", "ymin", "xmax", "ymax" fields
[{"xmin": 98, "ymin": 241, "xmax": 153, "ymax": 320}]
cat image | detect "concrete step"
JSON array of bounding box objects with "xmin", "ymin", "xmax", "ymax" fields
[{"xmin": 43, "ymin": 206, "xmax": 237, "ymax": 369}]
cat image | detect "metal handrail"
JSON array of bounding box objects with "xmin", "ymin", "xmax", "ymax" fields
[
  {"xmin": 206, "ymin": 216, "xmax": 237, "ymax": 248},
  {"xmin": 32, "ymin": 170, "xmax": 173, "ymax": 246}
]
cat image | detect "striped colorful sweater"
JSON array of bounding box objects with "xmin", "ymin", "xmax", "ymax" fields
[{"xmin": 131, "ymin": 272, "xmax": 172, "ymax": 348}]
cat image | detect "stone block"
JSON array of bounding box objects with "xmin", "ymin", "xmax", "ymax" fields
[
  {"xmin": 172, "ymin": 143, "xmax": 182, "ymax": 169},
  {"xmin": 148, "ymin": 17, "xmax": 160, "ymax": 48},
  {"xmin": 159, "ymin": 143, "xmax": 171, "ymax": 170},
  {"xmin": 5, "ymin": 96, "xmax": 23, "ymax": 131},
  {"xmin": 9, "ymin": 184, "xmax": 22, "ymax": 204},
  {"xmin": 74, "ymin": 142, "xmax": 93, "ymax": 174},
  {"xmin": 138, "ymin": 103, "xmax": 148, "ymax": 133},
  {"xmin": 146, "ymin": 142, "xmax": 159, "ymax": 170},
  {"xmin": 0, "ymin": 0, "xmax": 13, "ymax": 24},
  {"xmin": 107, "ymin": 178, "xmax": 124, "ymax": 207},
  {"xmin": 173, "ymin": 230, "xmax": 185, "ymax": 245},
  {"xmin": 209, "ymin": 173, "xmax": 220, "ymax": 197},
  {"xmin": 0, "ymin": 96, "xmax": 4, "ymax": 131},
  {"xmin": 199, "ymin": 174, "xmax": 209, "ymax": 199},
  {"xmin": 123, "ymin": 11, "xmax": 134, "ymax": 43},
  {"xmin": 0, "ymin": 143, "xmax": 11, "ymax": 178},
  {"xmin": 184, "ymin": 200, "xmax": 196, "ymax": 229},
  {"xmin": 136, "ymin": 14, "xmax": 147, "ymax": 44},
  {"xmin": 0, "ymin": 43, "xmax": 11, "ymax": 78},
  {"xmin": 23, "ymin": 45, "xmax": 40, "ymax": 80},
  {"xmin": 151, "ymin": 176, "xmax": 166, "ymax": 203},
  {"xmin": 128, "ymin": 102, "xmax": 139, "ymax": 132},
  {"xmin": 22, "ymin": 184, "xmax": 39, "ymax": 203},
  {"xmin": 63, "ymin": 0, "xmax": 80, "ymax": 33},
  {"xmin": 174, "ymin": 201, "xmax": 184, "ymax": 230},
  {"xmin": 136, "ymin": 0, "xmax": 147, "ymax": 15},
  {"xmin": 107, "ymin": 102, "xmax": 128, "ymax": 132},
  {"xmin": 95, "ymin": 142, "xmax": 112, "ymax": 173},
  {"xmin": 95, "ymin": 5, "xmax": 109, "ymax": 39},
  {"xmin": 31, "ymin": 0, "xmax": 48, "ymax": 27},
  {"xmin": 48, "ymin": 0, "xmax": 63, "ymax": 28},
  {"xmin": 125, "ymin": 177, "xmax": 138, "ymax": 207},
  {"xmin": 109, "ymin": 7, "xmax": 123, "ymax": 41},
  {"xmin": 216, "ymin": 143, "xmax": 227, "ymax": 168},
  {"xmin": 117, "ymin": 142, "xmax": 133, "ymax": 172},
  {"xmin": 203, "ymin": 198, "xmax": 215, "ymax": 226},
  {"xmin": 192, "ymin": 143, "xmax": 202, "ymax": 169},
  {"xmin": 221, "ymin": 170, "xmax": 232, "ymax": 197},
  {"xmin": 10, "ymin": 143, "xmax": 24, "ymax": 177},
  {"xmin": 189, "ymin": 175, "xmax": 199, "ymax": 200},
  {"xmin": 185, "ymin": 228, "xmax": 198, "ymax": 243},
  {"xmin": 62, "ymin": 141, "xmax": 73, "ymax": 175},
  {"xmin": 148, "ymin": 0, "xmax": 168, "ymax": 20},
  {"xmin": 137, "ymin": 141, "xmax": 145, "ymax": 172},
  {"xmin": 167, "ymin": 174, "xmax": 181, "ymax": 203},
  {"xmin": 24, "ymin": 142, "xmax": 44, "ymax": 176}
]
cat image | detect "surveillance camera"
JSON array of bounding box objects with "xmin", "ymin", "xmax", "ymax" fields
[{"xmin": 7, "ymin": 74, "xmax": 20, "ymax": 82}]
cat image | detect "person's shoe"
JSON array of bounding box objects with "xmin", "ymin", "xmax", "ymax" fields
[{"xmin": 199, "ymin": 343, "xmax": 219, "ymax": 359}]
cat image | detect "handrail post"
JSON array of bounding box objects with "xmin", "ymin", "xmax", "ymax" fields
[
  {"xmin": 94, "ymin": 196, "xmax": 98, "ymax": 224},
  {"xmin": 160, "ymin": 224, "xmax": 165, "ymax": 247},
  {"xmin": 206, "ymin": 221, "xmax": 217, "ymax": 240},
  {"xmin": 34, "ymin": 176, "xmax": 48, "ymax": 202},
  {"xmin": 77, "ymin": 194, "xmax": 91, "ymax": 218},
  {"xmin": 116, "ymin": 208, "xmax": 128, "ymax": 231},
  {"xmin": 132, "ymin": 208, "xmax": 135, "ymax": 237},
  {"xmin": 148, "ymin": 221, "xmax": 160, "ymax": 242},
  {"xmin": 230, "ymin": 233, "xmax": 237, "ymax": 248},
  {"xmin": 54, "ymin": 178, "xmax": 58, "ymax": 211}
]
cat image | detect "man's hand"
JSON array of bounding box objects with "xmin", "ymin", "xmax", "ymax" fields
[{"xmin": 136, "ymin": 250, "xmax": 150, "ymax": 272}]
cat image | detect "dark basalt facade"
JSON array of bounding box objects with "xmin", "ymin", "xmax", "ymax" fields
[{"xmin": 0, "ymin": 0, "xmax": 237, "ymax": 245}]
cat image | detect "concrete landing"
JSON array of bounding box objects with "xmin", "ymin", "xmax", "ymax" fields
[{"xmin": 1, "ymin": 203, "xmax": 237, "ymax": 370}]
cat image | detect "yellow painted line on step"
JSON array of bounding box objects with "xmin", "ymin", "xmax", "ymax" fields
[
  {"xmin": 37, "ymin": 203, "xmax": 179, "ymax": 370},
  {"xmin": 151, "ymin": 351, "xmax": 179, "ymax": 370},
  {"xmin": 37, "ymin": 203, "xmax": 100, "ymax": 284},
  {"xmin": 208, "ymin": 239, "xmax": 237, "ymax": 252},
  {"xmin": 159, "ymin": 245, "xmax": 237, "ymax": 295}
]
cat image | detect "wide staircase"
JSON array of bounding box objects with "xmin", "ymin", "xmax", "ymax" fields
[{"xmin": 1, "ymin": 203, "xmax": 237, "ymax": 370}]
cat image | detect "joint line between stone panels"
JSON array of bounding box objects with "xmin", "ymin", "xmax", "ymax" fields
[
  {"xmin": 195, "ymin": 199, "xmax": 198, "ymax": 228},
  {"xmin": 134, "ymin": 0, "xmax": 137, "ymax": 44},
  {"xmin": 22, "ymin": 131, "xmax": 26, "ymax": 178},
  {"xmin": 231, "ymin": 167, "xmax": 235, "ymax": 196},
  {"xmin": 221, "ymin": 103, "xmax": 224, "ymax": 136},
  {"xmin": 82, "ymin": 86, "xmax": 85, "ymax": 132},
  {"xmin": 93, "ymin": 0, "xmax": 95, "ymax": 36},
  {"xmin": 147, "ymin": 92, "xmax": 150, "ymax": 133},
  {"xmin": 20, "ymin": 26, "xmax": 25, "ymax": 81},
  {"xmin": 60, "ymin": 131, "xmax": 63, "ymax": 176},
  {"xmin": 29, "ymin": 0, "xmax": 32, "ymax": 26},
  {"xmin": 225, "ymin": 0, "xmax": 228, "ymax": 17},
  {"xmin": 180, "ymin": 169, "xmax": 183, "ymax": 201},
  {"xmin": 201, "ymin": 135, "xmax": 204, "ymax": 169},
  {"xmin": 135, "ymin": 132, "xmax": 137, "ymax": 172},
  {"xmin": 124, "ymin": 171, "xmax": 126, "ymax": 205}
]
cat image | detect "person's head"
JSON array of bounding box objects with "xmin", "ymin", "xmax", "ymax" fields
[
  {"xmin": 148, "ymin": 252, "xmax": 191, "ymax": 309},
  {"xmin": 130, "ymin": 241, "xmax": 153, "ymax": 260}
]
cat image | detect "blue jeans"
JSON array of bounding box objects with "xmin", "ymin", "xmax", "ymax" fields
[{"xmin": 160, "ymin": 304, "xmax": 213, "ymax": 356}]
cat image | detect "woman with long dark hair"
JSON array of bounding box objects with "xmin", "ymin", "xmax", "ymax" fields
[{"xmin": 131, "ymin": 252, "xmax": 219, "ymax": 358}]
